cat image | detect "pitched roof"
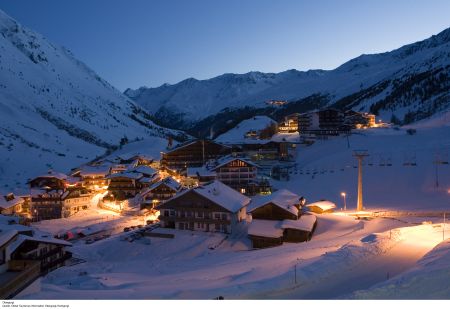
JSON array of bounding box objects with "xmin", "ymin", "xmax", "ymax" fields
[
  {"xmin": 194, "ymin": 181, "xmax": 251, "ymax": 213},
  {"xmin": 186, "ymin": 166, "xmax": 216, "ymax": 177},
  {"xmin": 78, "ymin": 165, "xmax": 110, "ymax": 177},
  {"xmin": 141, "ymin": 177, "xmax": 181, "ymax": 196},
  {"xmin": 8, "ymin": 234, "xmax": 72, "ymax": 254},
  {"xmin": 161, "ymin": 181, "xmax": 250, "ymax": 213},
  {"xmin": 248, "ymin": 219, "xmax": 283, "ymax": 238},
  {"xmin": 106, "ymin": 171, "xmax": 143, "ymax": 180},
  {"xmin": 132, "ymin": 165, "xmax": 157, "ymax": 176},
  {"xmin": 0, "ymin": 229, "xmax": 18, "ymax": 248},
  {"xmin": 32, "ymin": 171, "xmax": 68, "ymax": 180},
  {"xmin": 247, "ymin": 189, "xmax": 300, "ymax": 216},
  {"xmin": 280, "ymin": 215, "xmax": 317, "ymax": 232},
  {"xmin": 306, "ymin": 200, "xmax": 337, "ymax": 211},
  {"xmin": 0, "ymin": 195, "xmax": 24, "ymax": 210},
  {"xmin": 211, "ymin": 155, "xmax": 259, "ymax": 170}
]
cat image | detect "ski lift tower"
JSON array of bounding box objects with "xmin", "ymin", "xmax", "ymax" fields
[{"xmin": 353, "ymin": 150, "xmax": 369, "ymax": 212}]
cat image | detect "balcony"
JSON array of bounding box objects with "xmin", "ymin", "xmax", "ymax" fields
[{"xmin": 0, "ymin": 260, "xmax": 40, "ymax": 299}]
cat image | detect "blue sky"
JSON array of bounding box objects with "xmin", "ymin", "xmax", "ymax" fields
[{"xmin": 2, "ymin": 0, "xmax": 450, "ymax": 91}]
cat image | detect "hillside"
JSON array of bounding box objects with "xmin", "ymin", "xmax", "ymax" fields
[
  {"xmin": 126, "ymin": 27, "xmax": 450, "ymax": 132},
  {"xmin": 0, "ymin": 9, "xmax": 185, "ymax": 191}
]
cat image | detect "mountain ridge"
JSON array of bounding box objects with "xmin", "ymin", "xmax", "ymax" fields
[{"xmin": 126, "ymin": 25, "xmax": 450, "ymax": 131}]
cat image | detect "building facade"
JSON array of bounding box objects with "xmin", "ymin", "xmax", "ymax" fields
[{"xmin": 157, "ymin": 181, "xmax": 250, "ymax": 234}]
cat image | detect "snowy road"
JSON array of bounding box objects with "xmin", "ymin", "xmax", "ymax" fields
[{"xmin": 263, "ymin": 224, "xmax": 445, "ymax": 299}]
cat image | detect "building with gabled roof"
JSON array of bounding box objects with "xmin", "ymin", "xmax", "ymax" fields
[
  {"xmin": 247, "ymin": 189, "xmax": 316, "ymax": 248},
  {"xmin": 247, "ymin": 189, "xmax": 300, "ymax": 220},
  {"xmin": 140, "ymin": 177, "xmax": 182, "ymax": 209},
  {"xmin": 306, "ymin": 200, "xmax": 337, "ymax": 214},
  {"xmin": 157, "ymin": 180, "xmax": 250, "ymax": 234},
  {"xmin": 0, "ymin": 194, "xmax": 25, "ymax": 216}
]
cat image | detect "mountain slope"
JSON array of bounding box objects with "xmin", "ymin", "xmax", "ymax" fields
[
  {"xmin": 0, "ymin": 9, "xmax": 185, "ymax": 191},
  {"xmin": 126, "ymin": 27, "xmax": 450, "ymax": 129}
]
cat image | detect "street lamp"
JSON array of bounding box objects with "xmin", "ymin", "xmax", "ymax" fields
[{"xmin": 341, "ymin": 192, "xmax": 347, "ymax": 211}]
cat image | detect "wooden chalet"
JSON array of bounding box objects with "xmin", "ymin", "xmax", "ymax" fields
[
  {"xmin": 0, "ymin": 194, "xmax": 25, "ymax": 216},
  {"xmin": 161, "ymin": 139, "xmax": 231, "ymax": 171},
  {"xmin": 106, "ymin": 171, "xmax": 143, "ymax": 200},
  {"xmin": 157, "ymin": 180, "xmax": 250, "ymax": 234},
  {"xmin": 0, "ymin": 227, "xmax": 71, "ymax": 299},
  {"xmin": 73, "ymin": 165, "xmax": 109, "ymax": 191},
  {"xmin": 247, "ymin": 189, "xmax": 316, "ymax": 248},
  {"xmin": 306, "ymin": 200, "xmax": 336, "ymax": 214},
  {"xmin": 29, "ymin": 172, "xmax": 68, "ymax": 190},
  {"xmin": 140, "ymin": 177, "xmax": 181, "ymax": 209},
  {"xmin": 61, "ymin": 188, "xmax": 91, "ymax": 218}
]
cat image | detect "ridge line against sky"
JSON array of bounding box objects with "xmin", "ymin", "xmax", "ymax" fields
[{"xmin": 1, "ymin": 0, "xmax": 450, "ymax": 91}]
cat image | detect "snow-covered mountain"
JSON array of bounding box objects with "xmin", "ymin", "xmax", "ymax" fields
[
  {"xmin": 126, "ymin": 27, "xmax": 450, "ymax": 128},
  {"xmin": 0, "ymin": 9, "xmax": 185, "ymax": 191}
]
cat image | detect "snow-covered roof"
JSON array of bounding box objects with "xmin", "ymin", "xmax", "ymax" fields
[
  {"xmin": 0, "ymin": 229, "xmax": 18, "ymax": 247},
  {"xmin": 247, "ymin": 189, "xmax": 300, "ymax": 216},
  {"xmin": 0, "ymin": 195, "xmax": 24, "ymax": 210},
  {"xmin": 78, "ymin": 165, "xmax": 110, "ymax": 177},
  {"xmin": 0, "ymin": 215, "xmax": 20, "ymax": 225},
  {"xmin": 0, "ymin": 223, "xmax": 33, "ymax": 234},
  {"xmin": 306, "ymin": 200, "xmax": 337, "ymax": 211},
  {"xmin": 106, "ymin": 171, "xmax": 143, "ymax": 180},
  {"xmin": 139, "ymin": 174, "xmax": 161, "ymax": 184},
  {"xmin": 211, "ymin": 155, "xmax": 259, "ymax": 170},
  {"xmin": 163, "ymin": 181, "xmax": 250, "ymax": 213},
  {"xmin": 271, "ymin": 132, "xmax": 301, "ymax": 143},
  {"xmin": 248, "ymin": 219, "xmax": 283, "ymax": 238},
  {"xmin": 8, "ymin": 233, "xmax": 72, "ymax": 254},
  {"xmin": 194, "ymin": 181, "xmax": 250, "ymax": 213},
  {"xmin": 32, "ymin": 171, "xmax": 68, "ymax": 180},
  {"xmin": 280, "ymin": 215, "xmax": 317, "ymax": 232},
  {"xmin": 186, "ymin": 166, "xmax": 217, "ymax": 178},
  {"xmin": 141, "ymin": 177, "xmax": 181, "ymax": 196},
  {"xmin": 132, "ymin": 165, "xmax": 157, "ymax": 176}
]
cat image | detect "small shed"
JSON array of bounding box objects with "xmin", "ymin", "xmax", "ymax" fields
[
  {"xmin": 248, "ymin": 219, "xmax": 283, "ymax": 249},
  {"xmin": 306, "ymin": 200, "xmax": 336, "ymax": 214},
  {"xmin": 281, "ymin": 214, "xmax": 317, "ymax": 242}
]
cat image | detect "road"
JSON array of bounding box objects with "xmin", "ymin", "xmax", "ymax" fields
[{"xmin": 264, "ymin": 224, "xmax": 444, "ymax": 299}]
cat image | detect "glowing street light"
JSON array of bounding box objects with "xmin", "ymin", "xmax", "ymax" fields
[{"xmin": 341, "ymin": 192, "xmax": 347, "ymax": 211}]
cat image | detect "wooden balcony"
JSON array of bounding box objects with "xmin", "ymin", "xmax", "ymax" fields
[{"xmin": 0, "ymin": 260, "xmax": 40, "ymax": 299}]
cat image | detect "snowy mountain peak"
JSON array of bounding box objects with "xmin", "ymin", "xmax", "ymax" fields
[{"xmin": 0, "ymin": 9, "xmax": 184, "ymax": 190}]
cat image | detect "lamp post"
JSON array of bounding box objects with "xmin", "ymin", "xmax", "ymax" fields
[{"xmin": 341, "ymin": 192, "xmax": 347, "ymax": 211}]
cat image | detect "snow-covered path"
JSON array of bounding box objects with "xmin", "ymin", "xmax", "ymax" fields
[{"xmin": 262, "ymin": 223, "xmax": 445, "ymax": 299}]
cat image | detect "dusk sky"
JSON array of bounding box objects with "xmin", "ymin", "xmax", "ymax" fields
[{"xmin": 2, "ymin": 0, "xmax": 450, "ymax": 91}]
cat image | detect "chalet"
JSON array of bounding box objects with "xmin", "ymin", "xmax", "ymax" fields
[
  {"xmin": 74, "ymin": 165, "xmax": 110, "ymax": 191},
  {"xmin": 157, "ymin": 180, "xmax": 250, "ymax": 234},
  {"xmin": 161, "ymin": 139, "xmax": 231, "ymax": 171},
  {"xmin": 0, "ymin": 194, "xmax": 25, "ymax": 216},
  {"xmin": 306, "ymin": 200, "xmax": 336, "ymax": 214},
  {"xmin": 247, "ymin": 189, "xmax": 316, "ymax": 248},
  {"xmin": 140, "ymin": 177, "xmax": 181, "ymax": 209},
  {"xmin": 29, "ymin": 171, "xmax": 68, "ymax": 190},
  {"xmin": 210, "ymin": 155, "xmax": 260, "ymax": 195},
  {"xmin": 61, "ymin": 188, "xmax": 91, "ymax": 218},
  {"xmin": 30, "ymin": 188, "xmax": 64, "ymax": 221},
  {"xmin": 0, "ymin": 226, "xmax": 71, "ymax": 299},
  {"xmin": 133, "ymin": 165, "xmax": 160, "ymax": 187},
  {"xmin": 106, "ymin": 172, "xmax": 143, "ymax": 200},
  {"xmin": 186, "ymin": 166, "xmax": 217, "ymax": 184}
]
